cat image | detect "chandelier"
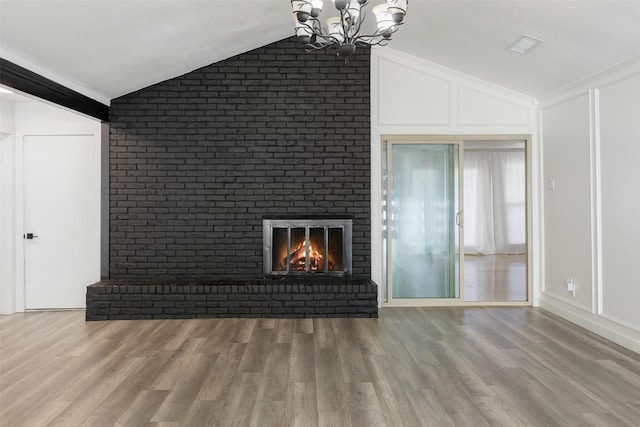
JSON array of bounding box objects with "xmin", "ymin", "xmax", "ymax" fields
[{"xmin": 291, "ymin": 0, "xmax": 408, "ymax": 58}]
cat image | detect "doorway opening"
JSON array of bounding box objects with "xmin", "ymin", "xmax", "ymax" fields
[{"xmin": 381, "ymin": 135, "xmax": 531, "ymax": 306}]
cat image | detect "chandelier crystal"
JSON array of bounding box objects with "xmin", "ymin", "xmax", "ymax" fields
[{"xmin": 291, "ymin": 0, "xmax": 408, "ymax": 58}]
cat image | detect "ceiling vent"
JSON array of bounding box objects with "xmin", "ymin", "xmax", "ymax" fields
[{"xmin": 510, "ymin": 34, "xmax": 544, "ymax": 55}]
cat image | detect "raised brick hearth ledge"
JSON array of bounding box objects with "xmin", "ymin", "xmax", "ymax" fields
[{"xmin": 86, "ymin": 278, "xmax": 378, "ymax": 321}]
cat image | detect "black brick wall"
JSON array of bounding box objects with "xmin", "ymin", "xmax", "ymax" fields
[{"xmin": 109, "ymin": 37, "xmax": 371, "ymax": 279}]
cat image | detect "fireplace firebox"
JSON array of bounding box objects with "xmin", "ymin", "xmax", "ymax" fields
[{"xmin": 263, "ymin": 218, "xmax": 352, "ymax": 276}]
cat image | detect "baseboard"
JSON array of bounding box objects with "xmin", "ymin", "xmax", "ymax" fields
[{"xmin": 539, "ymin": 293, "xmax": 640, "ymax": 355}]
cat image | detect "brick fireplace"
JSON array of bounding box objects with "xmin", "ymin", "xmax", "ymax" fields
[
  {"xmin": 108, "ymin": 36, "xmax": 371, "ymax": 280},
  {"xmin": 89, "ymin": 37, "xmax": 376, "ymax": 320}
]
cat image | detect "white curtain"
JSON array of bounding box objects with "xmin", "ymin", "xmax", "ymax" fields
[{"xmin": 464, "ymin": 149, "xmax": 525, "ymax": 255}]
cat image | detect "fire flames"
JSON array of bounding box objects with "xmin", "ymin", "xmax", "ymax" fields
[{"xmin": 287, "ymin": 240, "xmax": 324, "ymax": 271}]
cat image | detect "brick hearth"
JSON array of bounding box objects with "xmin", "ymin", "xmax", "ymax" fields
[{"xmin": 86, "ymin": 278, "xmax": 377, "ymax": 321}]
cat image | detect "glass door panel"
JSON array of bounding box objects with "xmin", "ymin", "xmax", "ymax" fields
[
  {"xmin": 463, "ymin": 140, "xmax": 527, "ymax": 301},
  {"xmin": 388, "ymin": 143, "xmax": 461, "ymax": 299}
]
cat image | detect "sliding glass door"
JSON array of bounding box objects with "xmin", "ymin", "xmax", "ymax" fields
[
  {"xmin": 385, "ymin": 142, "xmax": 462, "ymax": 301},
  {"xmin": 382, "ymin": 136, "xmax": 530, "ymax": 306}
]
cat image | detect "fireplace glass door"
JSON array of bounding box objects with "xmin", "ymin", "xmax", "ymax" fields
[
  {"xmin": 386, "ymin": 142, "xmax": 462, "ymax": 299},
  {"xmin": 264, "ymin": 219, "xmax": 352, "ymax": 276}
]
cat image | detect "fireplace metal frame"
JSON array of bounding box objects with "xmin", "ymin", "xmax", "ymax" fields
[{"xmin": 263, "ymin": 218, "xmax": 352, "ymax": 276}]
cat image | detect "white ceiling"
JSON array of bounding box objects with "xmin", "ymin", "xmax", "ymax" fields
[{"xmin": 1, "ymin": 0, "xmax": 640, "ymax": 105}]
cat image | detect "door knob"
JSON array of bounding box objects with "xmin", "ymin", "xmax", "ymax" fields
[{"xmin": 24, "ymin": 233, "xmax": 39, "ymax": 239}]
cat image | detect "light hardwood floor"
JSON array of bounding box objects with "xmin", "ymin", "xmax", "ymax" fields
[
  {"xmin": 465, "ymin": 255, "xmax": 527, "ymax": 302},
  {"xmin": 2, "ymin": 308, "xmax": 640, "ymax": 426}
]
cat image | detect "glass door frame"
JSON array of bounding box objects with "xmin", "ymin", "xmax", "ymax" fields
[{"xmin": 381, "ymin": 134, "xmax": 533, "ymax": 307}]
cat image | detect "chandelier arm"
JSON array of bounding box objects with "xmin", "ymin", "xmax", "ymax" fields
[
  {"xmin": 298, "ymin": 18, "xmax": 324, "ymax": 35},
  {"xmin": 304, "ymin": 43, "xmax": 334, "ymax": 51},
  {"xmin": 345, "ymin": 6, "xmax": 370, "ymax": 45},
  {"xmin": 312, "ymin": 31, "xmax": 344, "ymax": 45},
  {"xmin": 355, "ymin": 38, "xmax": 390, "ymax": 47},
  {"xmin": 297, "ymin": 18, "xmax": 344, "ymax": 46},
  {"xmin": 340, "ymin": 7, "xmax": 353, "ymax": 45},
  {"xmin": 351, "ymin": 8, "xmax": 366, "ymax": 39},
  {"xmin": 354, "ymin": 22, "xmax": 403, "ymax": 43}
]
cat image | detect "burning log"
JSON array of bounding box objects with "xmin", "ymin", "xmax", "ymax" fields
[
  {"xmin": 283, "ymin": 240, "xmax": 323, "ymax": 272},
  {"xmin": 287, "ymin": 243, "xmax": 306, "ymax": 266}
]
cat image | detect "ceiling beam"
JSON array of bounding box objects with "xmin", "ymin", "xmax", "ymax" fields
[{"xmin": 0, "ymin": 58, "xmax": 110, "ymax": 122}]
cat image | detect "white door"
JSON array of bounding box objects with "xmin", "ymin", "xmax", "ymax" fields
[{"xmin": 23, "ymin": 134, "xmax": 100, "ymax": 309}]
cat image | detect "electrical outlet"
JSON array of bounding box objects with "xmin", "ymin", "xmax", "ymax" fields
[{"xmin": 566, "ymin": 278, "xmax": 575, "ymax": 297}]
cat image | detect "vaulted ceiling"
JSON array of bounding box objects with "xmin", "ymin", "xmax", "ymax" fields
[{"xmin": 1, "ymin": 0, "xmax": 640, "ymax": 105}]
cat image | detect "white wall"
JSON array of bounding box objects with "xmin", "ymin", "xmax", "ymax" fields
[
  {"xmin": 0, "ymin": 99, "xmax": 101, "ymax": 313},
  {"xmin": 540, "ymin": 56, "xmax": 640, "ymax": 353},
  {"xmin": 0, "ymin": 100, "xmax": 17, "ymax": 314},
  {"xmin": 14, "ymin": 101, "xmax": 102, "ymax": 130},
  {"xmin": 370, "ymin": 47, "xmax": 540, "ymax": 304},
  {"xmin": 541, "ymin": 94, "xmax": 594, "ymax": 310}
]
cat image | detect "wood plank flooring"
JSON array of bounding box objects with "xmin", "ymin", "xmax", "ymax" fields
[
  {"xmin": 464, "ymin": 255, "xmax": 527, "ymax": 302},
  {"xmin": 2, "ymin": 308, "xmax": 640, "ymax": 426}
]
